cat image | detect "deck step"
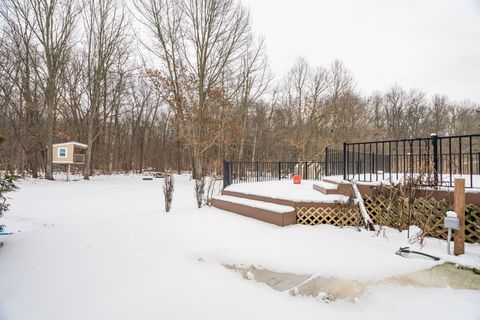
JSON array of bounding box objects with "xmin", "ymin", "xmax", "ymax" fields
[
  {"xmin": 214, "ymin": 195, "xmax": 294, "ymax": 213},
  {"xmin": 320, "ymin": 178, "xmax": 354, "ymax": 196},
  {"xmin": 212, "ymin": 195, "xmax": 297, "ymax": 227},
  {"xmin": 313, "ymin": 181, "xmax": 339, "ymax": 195},
  {"xmin": 221, "ymin": 190, "xmax": 297, "ymax": 207},
  {"xmin": 321, "ymin": 177, "xmax": 345, "ymax": 185}
]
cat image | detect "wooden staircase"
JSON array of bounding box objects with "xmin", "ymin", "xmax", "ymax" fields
[
  {"xmin": 212, "ymin": 178, "xmax": 354, "ymax": 227},
  {"xmin": 212, "ymin": 195, "xmax": 297, "ymax": 227}
]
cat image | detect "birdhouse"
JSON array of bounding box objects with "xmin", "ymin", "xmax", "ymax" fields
[{"xmin": 52, "ymin": 141, "xmax": 87, "ymax": 165}]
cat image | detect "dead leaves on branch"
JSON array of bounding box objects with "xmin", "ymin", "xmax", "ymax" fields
[{"xmin": 146, "ymin": 67, "xmax": 241, "ymax": 152}]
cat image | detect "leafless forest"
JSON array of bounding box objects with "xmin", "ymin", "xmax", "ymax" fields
[{"xmin": 0, "ymin": 0, "xmax": 479, "ymax": 179}]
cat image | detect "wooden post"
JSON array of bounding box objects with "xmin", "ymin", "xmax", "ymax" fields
[
  {"xmin": 454, "ymin": 178, "xmax": 465, "ymax": 255},
  {"xmin": 67, "ymin": 164, "xmax": 71, "ymax": 182}
]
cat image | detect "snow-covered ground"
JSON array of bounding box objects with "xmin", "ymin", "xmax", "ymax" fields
[{"xmin": 0, "ymin": 175, "xmax": 479, "ymax": 320}]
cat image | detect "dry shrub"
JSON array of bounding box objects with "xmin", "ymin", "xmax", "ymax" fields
[
  {"xmin": 204, "ymin": 177, "xmax": 222, "ymax": 206},
  {"xmin": 337, "ymin": 196, "xmax": 363, "ymax": 230},
  {"xmin": 370, "ymin": 175, "xmax": 450, "ymax": 246}
]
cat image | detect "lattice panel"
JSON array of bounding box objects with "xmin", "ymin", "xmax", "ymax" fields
[
  {"xmin": 297, "ymin": 206, "xmax": 361, "ymax": 227},
  {"xmin": 465, "ymin": 205, "xmax": 480, "ymax": 244},
  {"xmin": 364, "ymin": 195, "xmax": 479, "ymax": 244}
]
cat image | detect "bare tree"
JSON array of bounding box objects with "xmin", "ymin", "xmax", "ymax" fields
[
  {"xmin": 403, "ymin": 89, "xmax": 427, "ymax": 138},
  {"xmin": 383, "ymin": 85, "xmax": 406, "ymax": 139},
  {"xmin": 0, "ymin": 1, "xmax": 45, "ymax": 177},
  {"xmin": 1, "ymin": 1, "xmax": 480, "ymax": 180},
  {"xmin": 3, "ymin": 0, "xmax": 80, "ymax": 179},
  {"xmin": 232, "ymin": 38, "xmax": 271, "ymax": 160},
  {"xmin": 135, "ymin": 0, "xmax": 251, "ymax": 179},
  {"xmin": 429, "ymin": 94, "xmax": 449, "ymax": 135},
  {"xmin": 82, "ymin": 0, "xmax": 129, "ymax": 179}
]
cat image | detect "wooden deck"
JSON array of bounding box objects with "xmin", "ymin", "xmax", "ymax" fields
[
  {"xmin": 213, "ymin": 178, "xmax": 480, "ymax": 243},
  {"xmin": 213, "ymin": 179, "xmax": 350, "ymax": 227}
]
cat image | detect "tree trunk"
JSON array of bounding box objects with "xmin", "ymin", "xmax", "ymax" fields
[
  {"xmin": 83, "ymin": 108, "xmax": 95, "ymax": 180},
  {"xmin": 44, "ymin": 82, "xmax": 55, "ymax": 180}
]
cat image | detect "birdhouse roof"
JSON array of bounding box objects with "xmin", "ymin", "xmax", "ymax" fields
[{"xmin": 52, "ymin": 141, "xmax": 88, "ymax": 149}]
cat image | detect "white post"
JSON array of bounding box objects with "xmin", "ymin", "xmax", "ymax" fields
[{"xmin": 445, "ymin": 210, "xmax": 459, "ymax": 255}]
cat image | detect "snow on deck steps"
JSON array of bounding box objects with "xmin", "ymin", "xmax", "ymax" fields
[
  {"xmin": 224, "ymin": 180, "xmax": 348, "ymax": 204},
  {"xmin": 313, "ymin": 181, "xmax": 339, "ymax": 195},
  {"xmin": 214, "ymin": 195, "xmax": 294, "ymax": 213},
  {"xmin": 212, "ymin": 195, "xmax": 297, "ymax": 227}
]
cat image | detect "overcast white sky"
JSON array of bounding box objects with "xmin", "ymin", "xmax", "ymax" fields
[{"xmin": 242, "ymin": 0, "xmax": 480, "ymax": 102}]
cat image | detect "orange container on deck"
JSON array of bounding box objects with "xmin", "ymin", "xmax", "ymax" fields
[{"xmin": 293, "ymin": 175, "xmax": 301, "ymax": 184}]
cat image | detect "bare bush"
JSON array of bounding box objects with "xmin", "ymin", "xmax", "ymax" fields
[
  {"xmin": 163, "ymin": 174, "xmax": 174, "ymax": 212},
  {"xmin": 371, "ymin": 162, "xmax": 448, "ymax": 246},
  {"xmin": 204, "ymin": 177, "xmax": 222, "ymax": 206},
  {"xmin": 337, "ymin": 196, "xmax": 362, "ymax": 230},
  {"xmin": 194, "ymin": 177, "xmax": 206, "ymax": 208}
]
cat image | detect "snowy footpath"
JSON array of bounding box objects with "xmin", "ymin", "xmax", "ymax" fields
[{"xmin": 0, "ymin": 175, "xmax": 479, "ymax": 320}]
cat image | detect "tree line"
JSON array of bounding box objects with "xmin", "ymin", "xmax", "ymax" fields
[{"xmin": 0, "ymin": 0, "xmax": 479, "ymax": 180}]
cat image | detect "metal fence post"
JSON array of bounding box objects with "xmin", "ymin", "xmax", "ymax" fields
[
  {"xmin": 431, "ymin": 133, "xmax": 439, "ymax": 186},
  {"xmin": 278, "ymin": 162, "xmax": 281, "ymax": 180},
  {"xmin": 343, "ymin": 142, "xmax": 347, "ymax": 180},
  {"xmin": 325, "ymin": 147, "xmax": 329, "ymax": 177},
  {"xmin": 304, "ymin": 161, "xmax": 308, "ymax": 180},
  {"xmin": 256, "ymin": 161, "xmax": 259, "ymax": 182},
  {"xmin": 223, "ymin": 160, "xmax": 231, "ymax": 188},
  {"xmin": 371, "ymin": 152, "xmax": 375, "ymax": 178},
  {"xmin": 410, "ymin": 142, "xmax": 414, "ymax": 178},
  {"xmin": 469, "ymin": 136, "xmax": 473, "ymax": 188},
  {"xmin": 478, "ymin": 153, "xmax": 480, "ymax": 176}
]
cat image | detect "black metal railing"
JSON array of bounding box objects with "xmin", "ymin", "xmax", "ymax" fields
[
  {"xmin": 223, "ymin": 161, "xmax": 325, "ymax": 188},
  {"xmin": 222, "ymin": 134, "xmax": 480, "ymax": 189},
  {"xmin": 343, "ymin": 134, "xmax": 480, "ymax": 188},
  {"xmin": 324, "ymin": 147, "xmax": 345, "ymax": 177}
]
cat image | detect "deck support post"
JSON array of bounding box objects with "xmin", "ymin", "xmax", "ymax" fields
[{"xmin": 454, "ymin": 178, "xmax": 465, "ymax": 255}]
